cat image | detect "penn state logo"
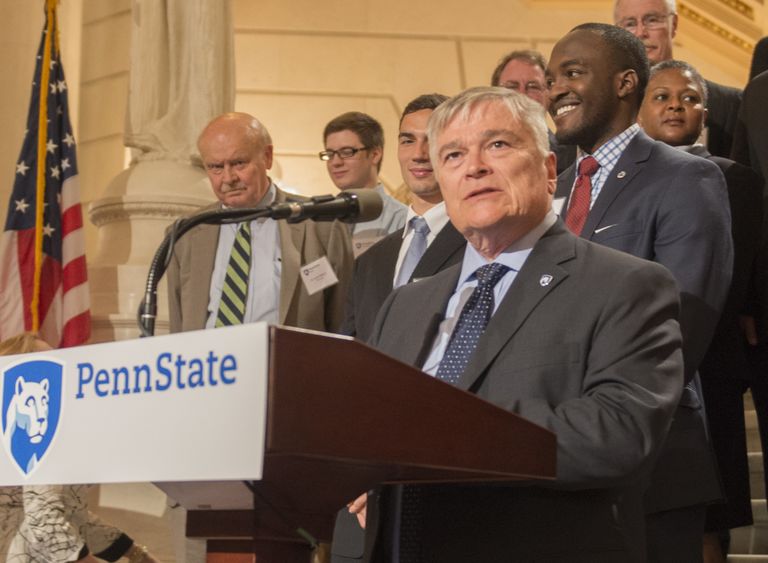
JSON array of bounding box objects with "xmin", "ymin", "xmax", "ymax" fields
[{"xmin": 1, "ymin": 359, "xmax": 63, "ymax": 476}]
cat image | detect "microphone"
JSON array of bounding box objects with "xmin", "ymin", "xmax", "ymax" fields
[{"xmin": 266, "ymin": 188, "xmax": 383, "ymax": 223}]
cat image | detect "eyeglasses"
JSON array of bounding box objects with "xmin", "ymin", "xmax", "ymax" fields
[
  {"xmin": 618, "ymin": 13, "xmax": 673, "ymax": 32},
  {"xmin": 500, "ymin": 82, "xmax": 545, "ymax": 94},
  {"xmin": 318, "ymin": 146, "xmax": 369, "ymax": 161}
]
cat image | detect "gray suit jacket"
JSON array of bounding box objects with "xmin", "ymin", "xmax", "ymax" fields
[
  {"xmin": 364, "ymin": 222, "xmax": 683, "ymax": 562},
  {"xmin": 556, "ymin": 130, "xmax": 732, "ymax": 512},
  {"xmin": 166, "ymin": 187, "xmax": 353, "ymax": 333}
]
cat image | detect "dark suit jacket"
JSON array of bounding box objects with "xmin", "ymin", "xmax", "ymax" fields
[
  {"xmin": 364, "ymin": 221, "xmax": 683, "ymax": 563},
  {"xmin": 684, "ymin": 145, "xmax": 764, "ymax": 380},
  {"xmin": 549, "ymin": 130, "xmax": 577, "ymax": 176},
  {"xmin": 705, "ymin": 79, "xmax": 742, "ymax": 159},
  {"xmin": 555, "ymin": 130, "xmax": 732, "ymax": 513},
  {"xmin": 732, "ymin": 71, "xmax": 768, "ymax": 184},
  {"xmin": 341, "ymin": 221, "xmax": 466, "ymax": 341}
]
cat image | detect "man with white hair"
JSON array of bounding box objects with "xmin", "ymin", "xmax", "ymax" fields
[
  {"xmin": 613, "ymin": 0, "xmax": 742, "ymax": 157},
  {"xmin": 348, "ymin": 87, "xmax": 684, "ymax": 562},
  {"xmin": 167, "ymin": 112, "xmax": 353, "ymax": 334}
]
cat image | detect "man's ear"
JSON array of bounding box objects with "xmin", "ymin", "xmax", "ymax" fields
[{"xmin": 616, "ymin": 69, "xmax": 639, "ymax": 100}]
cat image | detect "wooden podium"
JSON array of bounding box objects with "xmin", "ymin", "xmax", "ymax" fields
[{"xmin": 157, "ymin": 326, "xmax": 556, "ymax": 563}]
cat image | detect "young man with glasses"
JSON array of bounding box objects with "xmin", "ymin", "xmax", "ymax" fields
[
  {"xmin": 321, "ymin": 112, "xmax": 407, "ymax": 256},
  {"xmin": 491, "ymin": 49, "xmax": 576, "ymax": 174},
  {"xmin": 613, "ymin": 0, "xmax": 742, "ymax": 158}
]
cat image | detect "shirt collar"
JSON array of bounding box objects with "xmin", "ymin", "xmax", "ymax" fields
[
  {"xmin": 457, "ymin": 211, "xmax": 557, "ymax": 286},
  {"xmin": 402, "ymin": 202, "xmax": 450, "ymax": 239},
  {"xmin": 578, "ymin": 123, "xmax": 640, "ymax": 169}
]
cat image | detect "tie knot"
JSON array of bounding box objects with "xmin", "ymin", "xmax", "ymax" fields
[
  {"xmin": 409, "ymin": 216, "xmax": 430, "ymax": 236},
  {"xmin": 474, "ymin": 263, "xmax": 510, "ymax": 287},
  {"xmin": 578, "ymin": 155, "xmax": 599, "ymax": 177},
  {"xmin": 238, "ymin": 221, "xmax": 251, "ymax": 235}
]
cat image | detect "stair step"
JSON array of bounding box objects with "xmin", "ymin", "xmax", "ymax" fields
[
  {"xmin": 752, "ymin": 452, "xmax": 765, "ymax": 500},
  {"xmin": 731, "ymin": 500, "xmax": 768, "ymax": 555}
]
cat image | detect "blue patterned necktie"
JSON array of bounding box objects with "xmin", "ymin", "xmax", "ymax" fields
[
  {"xmin": 394, "ymin": 216, "xmax": 430, "ymax": 288},
  {"xmin": 215, "ymin": 222, "xmax": 251, "ymax": 326},
  {"xmin": 436, "ymin": 262, "xmax": 511, "ymax": 384}
]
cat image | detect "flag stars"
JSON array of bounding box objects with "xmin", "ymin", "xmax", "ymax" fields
[
  {"xmin": 16, "ymin": 161, "xmax": 30, "ymax": 176},
  {"xmin": 43, "ymin": 224, "xmax": 55, "ymax": 238},
  {"xmin": 46, "ymin": 139, "xmax": 58, "ymax": 153},
  {"xmin": 50, "ymin": 82, "xmax": 58, "ymax": 94},
  {"xmin": 61, "ymin": 158, "xmax": 70, "ymax": 171},
  {"xmin": 63, "ymin": 133, "xmax": 75, "ymax": 147},
  {"xmin": 57, "ymin": 80, "xmax": 66, "ymax": 92},
  {"xmin": 50, "ymin": 165, "xmax": 61, "ymax": 179},
  {"xmin": 15, "ymin": 199, "xmax": 30, "ymax": 213}
]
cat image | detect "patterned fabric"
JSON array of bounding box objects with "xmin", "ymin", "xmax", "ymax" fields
[
  {"xmin": 394, "ymin": 216, "xmax": 430, "ymax": 288},
  {"xmin": 215, "ymin": 222, "xmax": 251, "ymax": 326},
  {"xmin": 435, "ymin": 263, "xmax": 511, "ymax": 384},
  {"xmin": 0, "ymin": 485, "xmax": 126, "ymax": 563},
  {"xmin": 584, "ymin": 122, "xmax": 641, "ymax": 202},
  {"xmin": 565, "ymin": 156, "xmax": 600, "ymax": 235}
]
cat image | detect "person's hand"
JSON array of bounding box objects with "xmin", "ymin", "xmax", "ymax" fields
[
  {"xmin": 140, "ymin": 554, "xmax": 161, "ymax": 563},
  {"xmin": 348, "ymin": 493, "xmax": 367, "ymax": 529}
]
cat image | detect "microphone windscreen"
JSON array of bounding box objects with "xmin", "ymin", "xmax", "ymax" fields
[{"xmin": 346, "ymin": 188, "xmax": 384, "ymax": 222}]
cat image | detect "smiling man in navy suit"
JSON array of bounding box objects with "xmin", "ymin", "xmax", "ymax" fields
[{"xmin": 548, "ymin": 23, "xmax": 732, "ymax": 563}]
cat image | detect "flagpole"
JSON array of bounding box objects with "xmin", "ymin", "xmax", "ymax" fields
[{"xmin": 31, "ymin": 0, "xmax": 57, "ymax": 331}]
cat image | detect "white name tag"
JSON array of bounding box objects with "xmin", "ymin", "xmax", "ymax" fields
[
  {"xmin": 300, "ymin": 256, "xmax": 339, "ymax": 295},
  {"xmin": 552, "ymin": 197, "xmax": 566, "ymax": 215},
  {"xmin": 352, "ymin": 235, "xmax": 384, "ymax": 258}
]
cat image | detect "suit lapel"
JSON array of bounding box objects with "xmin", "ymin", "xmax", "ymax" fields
[
  {"xmin": 371, "ymin": 230, "xmax": 404, "ymax": 297},
  {"xmin": 455, "ymin": 223, "xmax": 576, "ymax": 392},
  {"xmin": 580, "ymin": 132, "xmax": 653, "ymax": 238},
  {"xmin": 189, "ymin": 221, "xmax": 220, "ymax": 329},
  {"xmin": 412, "ymin": 222, "xmax": 466, "ymax": 280},
  {"xmin": 278, "ymin": 220, "xmax": 304, "ymax": 324}
]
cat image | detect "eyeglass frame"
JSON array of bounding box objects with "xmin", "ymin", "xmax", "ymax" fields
[
  {"xmin": 617, "ymin": 12, "xmax": 674, "ymax": 32},
  {"xmin": 318, "ymin": 146, "xmax": 371, "ymax": 161}
]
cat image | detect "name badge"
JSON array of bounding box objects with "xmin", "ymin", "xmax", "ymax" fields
[
  {"xmin": 300, "ymin": 256, "xmax": 339, "ymax": 295},
  {"xmin": 352, "ymin": 235, "xmax": 384, "ymax": 258}
]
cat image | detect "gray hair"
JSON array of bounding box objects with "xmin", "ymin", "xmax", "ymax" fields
[
  {"xmin": 614, "ymin": 0, "xmax": 677, "ymax": 21},
  {"xmin": 427, "ymin": 87, "xmax": 550, "ymax": 166}
]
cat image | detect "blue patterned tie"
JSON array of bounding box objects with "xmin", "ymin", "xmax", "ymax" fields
[
  {"xmin": 394, "ymin": 216, "xmax": 430, "ymax": 288},
  {"xmin": 436, "ymin": 262, "xmax": 511, "ymax": 384}
]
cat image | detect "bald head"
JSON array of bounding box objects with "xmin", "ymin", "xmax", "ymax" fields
[{"xmin": 198, "ymin": 112, "xmax": 274, "ymax": 208}]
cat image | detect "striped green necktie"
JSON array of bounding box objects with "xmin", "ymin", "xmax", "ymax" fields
[{"xmin": 215, "ymin": 222, "xmax": 251, "ymax": 326}]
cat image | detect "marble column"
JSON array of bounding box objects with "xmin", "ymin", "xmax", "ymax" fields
[{"xmin": 87, "ymin": 0, "xmax": 234, "ymax": 343}]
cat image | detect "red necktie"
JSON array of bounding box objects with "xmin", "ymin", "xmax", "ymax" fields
[{"xmin": 565, "ymin": 155, "xmax": 600, "ymax": 235}]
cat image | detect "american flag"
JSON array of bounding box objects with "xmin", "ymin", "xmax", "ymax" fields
[{"xmin": 0, "ymin": 0, "xmax": 90, "ymax": 347}]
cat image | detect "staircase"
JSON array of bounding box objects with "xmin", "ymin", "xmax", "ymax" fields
[{"xmin": 729, "ymin": 393, "xmax": 767, "ymax": 561}]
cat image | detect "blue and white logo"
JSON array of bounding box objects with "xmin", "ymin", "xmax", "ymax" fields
[{"xmin": 1, "ymin": 359, "xmax": 63, "ymax": 476}]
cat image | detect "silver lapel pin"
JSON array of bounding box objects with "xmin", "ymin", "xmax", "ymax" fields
[
  {"xmin": 540, "ymin": 274, "xmax": 553, "ymax": 287},
  {"xmin": 617, "ymin": 170, "xmax": 627, "ymax": 179}
]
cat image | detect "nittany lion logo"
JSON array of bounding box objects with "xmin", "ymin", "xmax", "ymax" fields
[{"xmin": 1, "ymin": 359, "xmax": 63, "ymax": 476}]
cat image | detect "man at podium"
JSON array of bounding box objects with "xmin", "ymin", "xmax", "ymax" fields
[{"xmin": 351, "ymin": 88, "xmax": 684, "ymax": 562}]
